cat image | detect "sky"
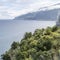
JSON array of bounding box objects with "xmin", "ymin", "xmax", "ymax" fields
[{"xmin": 0, "ymin": 0, "xmax": 60, "ymax": 19}]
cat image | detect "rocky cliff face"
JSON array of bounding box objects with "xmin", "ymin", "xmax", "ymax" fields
[{"xmin": 56, "ymin": 15, "xmax": 60, "ymax": 26}]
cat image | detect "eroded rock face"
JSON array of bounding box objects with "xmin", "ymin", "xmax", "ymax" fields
[{"xmin": 56, "ymin": 15, "xmax": 60, "ymax": 26}]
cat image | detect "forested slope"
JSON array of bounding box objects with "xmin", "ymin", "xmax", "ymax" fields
[{"xmin": 1, "ymin": 26, "xmax": 60, "ymax": 60}]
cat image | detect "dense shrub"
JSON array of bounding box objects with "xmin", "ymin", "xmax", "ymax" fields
[{"xmin": 1, "ymin": 26, "xmax": 60, "ymax": 60}]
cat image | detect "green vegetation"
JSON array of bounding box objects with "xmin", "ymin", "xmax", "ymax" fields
[{"xmin": 1, "ymin": 26, "xmax": 60, "ymax": 60}]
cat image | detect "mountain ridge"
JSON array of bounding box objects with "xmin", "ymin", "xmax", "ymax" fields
[
  {"xmin": 14, "ymin": 8, "xmax": 60, "ymax": 20},
  {"xmin": 14, "ymin": 3, "xmax": 60, "ymax": 20}
]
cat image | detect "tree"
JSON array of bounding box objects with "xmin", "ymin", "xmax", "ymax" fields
[
  {"xmin": 11, "ymin": 41, "xmax": 19, "ymax": 49},
  {"xmin": 1, "ymin": 54, "xmax": 11, "ymax": 60},
  {"xmin": 23, "ymin": 32, "xmax": 32, "ymax": 39},
  {"xmin": 52, "ymin": 26, "xmax": 58, "ymax": 32},
  {"xmin": 43, "ymin": 40, "xmax": 52, "ymax": 51}
]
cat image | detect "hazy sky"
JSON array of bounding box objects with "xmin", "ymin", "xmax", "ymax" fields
[{"xmin": 0, "ymin": 0, "xmax": 60, "ymax": 19}]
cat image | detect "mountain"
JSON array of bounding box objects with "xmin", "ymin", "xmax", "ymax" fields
[{"xmin": 14, "ymin": 3, "xmax": 60, "ymax": 20}]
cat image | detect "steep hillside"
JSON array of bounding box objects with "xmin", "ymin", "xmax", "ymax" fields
[{"xmin": 1, "ymin": 26, "xmax": 60, "ymax": 60}]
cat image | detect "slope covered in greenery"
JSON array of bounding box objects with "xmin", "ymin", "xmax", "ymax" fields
[{"xmin": 1, "ymin": 26, "xmax": 60, "ymax": 60}]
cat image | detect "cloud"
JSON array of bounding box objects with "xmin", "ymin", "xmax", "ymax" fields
[
  {"xmin": 0, "ymin": 6, "xmax": 11, "ymax": 19},
  {"xmin": 0, "ymin": 0, "xmax": 60, "ymax": 19}
]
